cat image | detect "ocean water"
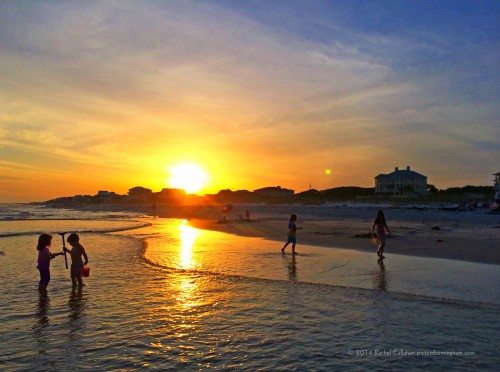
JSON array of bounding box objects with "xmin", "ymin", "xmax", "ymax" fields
[{"xmin": 0, "ymin": 204, "xmax": 499, "ymax": 370}]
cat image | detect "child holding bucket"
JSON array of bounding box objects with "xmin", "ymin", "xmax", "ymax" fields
[
  {"xmin": 371, "ymin": 210, "xmax": 392, "ymax": 259},
  {"xmin": 64, "ymin": 233, "xmax": 89, "ymax": 287}
]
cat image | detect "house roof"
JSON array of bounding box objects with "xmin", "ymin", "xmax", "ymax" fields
[
  {"xmin": 375, "ymin": 169, "xmax": 427, "ymax": 179},
  {"xmin": 129, "ymin": 186, "xmax": 152, "ymax": 192},
  {"xmin": 254, "ymin": 186, "xmax": 294, "ymax": 192}
]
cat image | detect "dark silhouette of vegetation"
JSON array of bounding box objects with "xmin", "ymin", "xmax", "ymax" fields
[
  {"xmin": 438, "ymin": 186, "xmax": 493, "ymax": 196},
  {"xmin": 42, "ymin": 185, "xmax": 495, "ymax": 207},
  {"xmin": 295, "ymin": 187, "xmax": 374, "ymax": 201},
  {"xmin": 427, "ymin": 184, "xmax": 438, "ymax": 195}
]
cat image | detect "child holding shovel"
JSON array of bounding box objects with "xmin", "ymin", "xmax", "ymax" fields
[{"xmin": 64, "ymin": 233, "xmax": 89, "ymax": 287}]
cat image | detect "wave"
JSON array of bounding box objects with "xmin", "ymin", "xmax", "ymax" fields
[
  {"xmin": 0, "ymin": 222, "xmax": 152, "ymax": 238},
  {"xmin": 0, "ymin": 203, "xmax": 143, "ymax": 221},
  {"xmin": 0, "ymin": 214, "xmax": 143, "ymax": 221},
  {"xmin": 0, "ymin": 217, "xmax": 140, "ymax": 221}
]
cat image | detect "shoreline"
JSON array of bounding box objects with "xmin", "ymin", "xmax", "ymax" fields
[
  {"xmin": 189, "ymin": 218, "xmax": 500, "ymax": 266},
  {"xmin": 29, "ymin": 202, "xmax": 500, "ymax": 265}
]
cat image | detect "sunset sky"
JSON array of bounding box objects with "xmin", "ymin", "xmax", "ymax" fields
[{"xmin": 1, "ymin": 1, "xmax": 499, "ymax": 202}]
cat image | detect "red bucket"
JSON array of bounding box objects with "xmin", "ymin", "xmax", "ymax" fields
[{"xmin": 82, "ymin": 266, "xmax": 90, "ymax": 277}]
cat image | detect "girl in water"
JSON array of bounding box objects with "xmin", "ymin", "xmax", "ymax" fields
[
  {"xmin": 281, "ymin": 214, "xmax": 302, "ymax": 254},
  {"xmin": 36, "ymin": 234, "xmax": 64, "ymax": 290},
  {"xmin": 371, "ymin": 210, "xmax": 392, "ymax": 259}
]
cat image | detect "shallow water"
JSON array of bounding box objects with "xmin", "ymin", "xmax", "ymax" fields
[
  {"xmin": 0, "ymin": 219, "xmax": 149, "ymax": 237},
  {"xmin": 120, "ymin": 219, "xmax": 500, "ymax": 305},
  {"xmin": 0, "ymin": 210, "xmax": 499, "ymax": 370}
]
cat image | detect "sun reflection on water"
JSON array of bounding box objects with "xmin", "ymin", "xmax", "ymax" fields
[{"xmin": 179, "ymin": 220, "xmax": 199, "ymax": 269}]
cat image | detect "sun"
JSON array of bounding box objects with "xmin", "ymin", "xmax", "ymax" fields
[{"xmin": 168, "ymin": 163, "xmax": 208, "ymax": 194}]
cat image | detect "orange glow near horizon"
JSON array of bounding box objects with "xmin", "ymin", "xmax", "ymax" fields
[{"xmin": 1, "ymin": 1, "xmax": 497, "ymax": 203}]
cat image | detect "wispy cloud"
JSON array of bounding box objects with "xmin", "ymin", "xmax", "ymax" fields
[{"xmin": 0, "ymin": 0, "xmax": 498, "ymax": 201}]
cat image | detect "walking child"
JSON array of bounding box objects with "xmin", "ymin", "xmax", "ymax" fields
[
  {"xmin": 36, "ymin": 234, "xmax": 64, "ymax": 290},
  {"xmin": 281, "ymin": 214, "xmax": 302, "ymax": 254},
  {"xmin": 64, "ymin": 233, "xmax": 89, "ymax": 287},
  {"xmin": 371, "ymin": 210, "xmax": 391, "ymax": 259}
]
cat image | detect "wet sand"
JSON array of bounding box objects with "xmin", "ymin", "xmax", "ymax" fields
[
  {"xmin": 190, "ymin": 218, "xmax": 500, "ymax": 265},
  {"xmin": 39, "ymin": 202, "xmax": 500, "ymax": 264},
  {"xmin": 123, "ymin": 219, "xmax": 500, "ymax": 304}
]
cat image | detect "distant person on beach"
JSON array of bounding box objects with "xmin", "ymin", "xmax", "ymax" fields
[
  {"xmin": 36, "ymin": 234, "xmax": 64, "ymax": 290},
  {"xmin": 281, "ymin": 214, "xmax": 302, "ymax": 254},
  {"xmin": 64, "ymin": 233, "xmax": 89, "ymax": 287},
  {"xmin": 371, "ymin": 210, "xmax": 391, "ymax": 259},
  {"xmin": 245, "ymin": 209, "xmax": 250, "ymax": 221}
]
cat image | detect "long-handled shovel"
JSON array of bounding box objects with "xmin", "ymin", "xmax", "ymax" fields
[{"xmin": 59, "ymin": 232, "xmax": 68, "ymax": 269}]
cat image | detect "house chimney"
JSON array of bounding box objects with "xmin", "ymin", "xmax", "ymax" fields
[
  {"xmin": 395, "ymin": 167, "xmax": 399, "ymax": 171},
  {"xmin": 407, "ymin": 166, "xmax": 410, "ymax": 170}
]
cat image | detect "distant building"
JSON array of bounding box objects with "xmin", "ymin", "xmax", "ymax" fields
[
  {"xmin": 216, "ymin": 189, "xmax": 234, "ymax": 197},
  {"xmin": 494, "ymin": 172, "xmax": 500, "ymax": 200},
  {"xmin": 72, "ymin": 195, "xmax": 93, "ymax": 203},
  {"xmin": 128, "ymin": 186, "xmax": 153, "ymax": 201},
  {"xmin": 375, "ymin": 166, "xmax": 428, "ymax": 196},
  {"xmin": 155, "ymin": 188, "xmax": 185, "ymax": 204},
  {"xmin": 156, "ymin": 188, "xmax": 185, "ymax": 197},
  {"xmin": 254, "ymin": 186, "xmax": 294, "ymax": 198},
  {"xmin": 96, "ymin": 190, "xmax": 117, "ymax": 198},
  {"xmin": 215, "ymin": 189, "xmax": 254, "ymax": 202}
]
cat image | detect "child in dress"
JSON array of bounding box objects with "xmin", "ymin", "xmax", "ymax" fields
[
  {"xmin": 371, "ymin": 210, "xmax": 392, "ymax": 259},
  {"xmin": 36, "ymin": 234, "xmax": 64, "ymax": 290}
]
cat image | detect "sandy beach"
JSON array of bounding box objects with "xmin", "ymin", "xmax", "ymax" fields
[
  {"xmin": 190, "ymin": 217, "xmax": 500, "ymax": 265},
  {"xmin": 63, "ymin": 202, "xmax": 500, "ymax": 265}
]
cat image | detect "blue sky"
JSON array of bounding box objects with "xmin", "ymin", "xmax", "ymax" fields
[{"xmin": 0, "ymin": 0, "xmax": 499, "ymax": 201}]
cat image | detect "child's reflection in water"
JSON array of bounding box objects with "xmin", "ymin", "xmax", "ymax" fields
[
  {"xmin": 287, "ymin": 254, "xmax": 298, "ymax": 282},
  {"xmin": 35, "ymin": 289, "xmax": 50, "ymax": 328},
  {"xmin": 375, "ymin": 259, "xmax": 387, "ymax": 291},
  {"xmin": 68, "ymin": 287, "xmax": 86, "ymax": 321}
]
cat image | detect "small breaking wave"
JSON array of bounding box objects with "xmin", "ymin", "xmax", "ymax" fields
[{"xmin": 0, "ymin": 222, "xmax": 151, "ymax": 238}]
